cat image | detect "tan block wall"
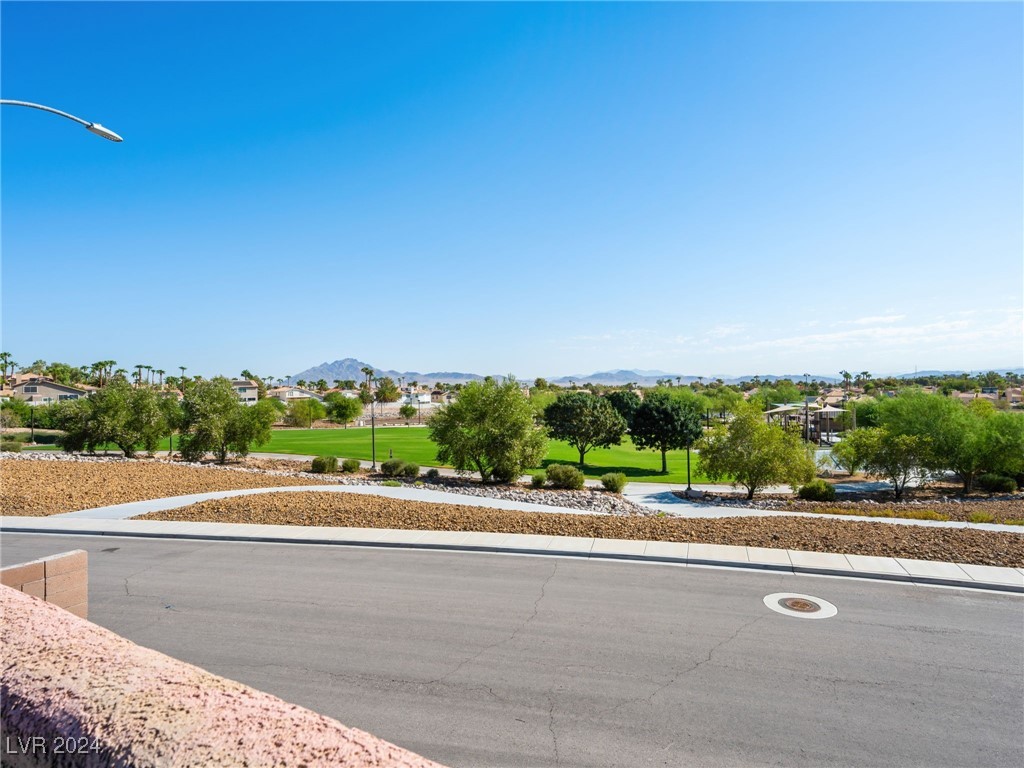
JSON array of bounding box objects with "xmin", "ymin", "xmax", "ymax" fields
[{"xmin": 1, "ymin": 549, "xmax": 87, "ymax": 618}]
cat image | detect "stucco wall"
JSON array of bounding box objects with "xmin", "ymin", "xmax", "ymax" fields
[{"xmin": 1, "ymin": 586, "xmax": 445, "ymax": 767}]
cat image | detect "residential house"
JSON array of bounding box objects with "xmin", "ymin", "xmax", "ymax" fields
[
  {"xmin": 400, "ymin": 391, "xmax": 432, "ymax": 405},
  {"xmin": 266, "ymin": 386, "xmax": 325, "ymax": 404},
  {"xmin": 231, "ymin": 379, "xmax": 260, "ymax": 406},
  {"xmin": 12, "ymin": 377, "xmax": 90, "ymax": 406}
]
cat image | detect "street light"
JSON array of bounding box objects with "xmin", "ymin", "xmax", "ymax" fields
[
  {"xmin": 1, "ymin": 99, "xmax": 123, "ymax": 142},
  {"xmin": 369, "ymin": 377, "xmax": 377, "ymax": 471}
]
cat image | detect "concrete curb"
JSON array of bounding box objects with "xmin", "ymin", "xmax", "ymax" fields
[{"xmin": 3, "ymin": 518, "xmax": 1022, "ymax": 595}]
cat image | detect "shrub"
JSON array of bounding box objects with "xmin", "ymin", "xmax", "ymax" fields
[
  {"xmin": 976, "ymin": 474, "xmax": 1017, "ymax": 494},
  {"xmin": 968, "ymin": 511, "xmax": 996, "ymax": 524},
  {"xmin": 9, "ymin": 433, "xmax": 30, "ymax": 442},
  {"xmin": 547, "ymin": 464, "xmax": 585, "ymax": 490},
  {"xmin": 1, "ymin": 440, "xmax": 23, "ymax": 452},
  {"xmin": 310, "ymin": 455, "xmax": 338, "ymax": 474},
  {"xmin": 381, "ymin": 480, "xmax": 401, "ymax": 487},
  {"xmin": 400, "ymin": 462, "xmax": 420, "ymax": 479},
  {"xmin": 797, "ymin": 479, "xmax": 836, "ymax": 502},
  {"xmin": 341, "ymin": 458, "xmax": 361, "ymax": 473},
  {"xmin": 425, "ymin": 468, "xmax": 441, "ymax": 481},
  {"xmin": 380, "ymin": 458, "xmax": 405, "ymax": 477},
  {"xmin": 600, "ymin": 472, "xmax": 628, "ymax": 493},
  {"xmin": 530, "ymin": 471, "xmax": 547, "ymax": 489}
]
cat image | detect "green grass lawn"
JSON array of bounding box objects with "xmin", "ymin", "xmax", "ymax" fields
[
  {"xmin": 258, "ymin": 427, "xmax": 714, "ymax": 484},
  {"xmin": 11, "ymin": 426, "xmax": 719, "ymax": 484}
]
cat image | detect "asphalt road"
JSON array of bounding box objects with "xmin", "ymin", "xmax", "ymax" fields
[{"xmin": 3, "ymin": 534, "xmax": 1022, "ymax": 768}]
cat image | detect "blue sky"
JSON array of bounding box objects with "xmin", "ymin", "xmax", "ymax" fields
[{"xmin": 2, "ymin": 1, "xmax": 1021, "ymax": 380}]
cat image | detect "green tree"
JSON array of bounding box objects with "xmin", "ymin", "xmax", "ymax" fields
[
  {"xmin": 53, "ymin": 398, "xmax": 98, "ymax": 453},
  {"xmin": 288, "ymin": 398, "xmax": 326, "ymax": 428},
  {"xmin": 427, "ymin": 375, "xmax": 546, "ymax": 483},
  {"xmin": 399, "ymin": 403, "xmax": 417, "ymax": 423},
  {"xmin": 630, "ymin": 391, "xmax": 704, "ymax": 474},
  {"xmin": 45, "ymin": 362, "xmax": 76, "ymax": 385},
  {"xmin": 54, "ymin": 379, "xmax": 167, "ymax": 457},
  {"xmin": 179, "ymin": 377, "xmax": 275, "ymax": 463},
  {"xmin": 374, "ymin": 376, "xmax": 401, "ymax": 405},
  {"xmin": 543, "ymin": 391, "xmax": 626, "ymax": 468},
  {"xmin": 698, "ymin": 406, "xmax": 816, "ymax": 499},
  {"xmin": 160, "ymin": 394, "xmax": 184, "ymax": 457},
  {"xmin": 980, "ymin": 411, "xmax": 1024, "ymax": 479},
  {"xmin": 606, "ymin": 390, "xmax": 641, "ymax": 430},
  {"xmin": 874, "ymin": 390, "xmax": 1018, "ymax": 491},
  {"xmin": 843, "ymin": 427, "xmax": 929, "ymax": 500},
  {"xmin": 324, "ymin": 392, "xmax": 363, "ymax": 427}
]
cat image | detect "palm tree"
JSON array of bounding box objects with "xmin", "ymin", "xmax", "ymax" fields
[
  {"xmin": 840, "ymin": 370, "xmax": 852, "ymax": 395},
  {"xmin": 315, "ymin": 379, "xmax": 328, "ymax": 393},
  {"xmin": 143, "ymin": 365, "xmax": 153, "ymax": 386},
  {"xmin": 155, "ymin": 369, "xmax": 165, "ymax": 388},
  {"xmin": 134, "ymin": 365, "xmax": 145, "ymax": 386}
]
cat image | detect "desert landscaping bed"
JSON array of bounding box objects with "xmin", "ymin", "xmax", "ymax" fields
[
  {"xmin": 0, "ymin": 457, "xmax": 333, "ymax": 516},
  {"xmin": 0, "ymin": 454, "xmax": 647, "ymax": 517},
  {"xmin": 137, "ymin": 491, "xmax": 1024, "ymax": 568},
  {"xmin": 680, "ymin": 492, "xmax": 1024, "ymax": 525}
]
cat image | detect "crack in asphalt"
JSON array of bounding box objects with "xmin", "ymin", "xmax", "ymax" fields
[
  {"xmin": 604, "ymin": 613, "xmax": 767, "ymax": 716},
  {"xmin": 430, "ymin": 561, "xmax": 559, "ymax": 686},
  {"xmin": 547, "ymin": 692, "xmax": 560, "ymax": 766}
]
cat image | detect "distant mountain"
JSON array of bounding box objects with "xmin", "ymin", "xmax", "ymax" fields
[
  {"xmin": 549, "ymin": 370, "xmax": 699, "ymax": 387},
  {"xmin": 287, "ymin": 359, "xmax": 1023, "ymax": 388},
  {"xmin": 891, "ymin": 368, "xmax": 1023, "ymax": 379},
  {"xmin": 287, "ymin": 358, "xmax": 490, "ymax": 387}
]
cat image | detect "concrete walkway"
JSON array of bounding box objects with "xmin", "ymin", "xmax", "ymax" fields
[
  {"xmin": 41, "ymin": 482, "xmax": 1024, "ymax": 533},
  {"xmin": 52, "ymin": 484, "xmax": 605, "ymax": 521},
  {"xmin": 2, "ymin": 516, "xmax": 1021, "ymax": 594},
  {"xmin": 619, "ymin": 485, "xmax": 1024, "ymax": 531}
]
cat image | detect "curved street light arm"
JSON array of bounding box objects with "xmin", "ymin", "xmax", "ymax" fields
[{"xmin": 0, "ymin": 99, "xmax": 123, "ymax": 142}]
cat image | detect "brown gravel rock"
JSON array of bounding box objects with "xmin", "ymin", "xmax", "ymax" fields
[
  {"xmin": 682, "ymin": 493, "xmax": 1024, "ymax": 524},
  {"xmin": 139, "ymin": 491, "xmax": 1024, "ymax": 568},
  {"xmin": 0, "ymin": 458, "xmax": 330, "ymax": 516}
]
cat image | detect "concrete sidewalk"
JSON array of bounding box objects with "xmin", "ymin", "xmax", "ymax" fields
[
  {"xmin": 51, "ymin": 484, "xmax": 605, "ymax": 520},
  {"xmin": 3, "ymin": 516, "xmax": 1022, "ymax": 594},
  {"xmin": 40, "ymin": 482, "xmax": 1024, "ymax": 533}
]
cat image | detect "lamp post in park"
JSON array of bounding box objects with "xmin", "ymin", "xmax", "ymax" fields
[{"xmin": 0, "ymin": 100, "xmax": 123, "ymax": 141}]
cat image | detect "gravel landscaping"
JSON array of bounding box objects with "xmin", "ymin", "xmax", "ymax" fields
[
  {"xmin": 0, "ymin": 455, "xmax": 332, "ymax": 516},
  {"xmin": 137, "ymin": 491, "xmax": 1024, "ymax": 568},
  {"xmin": 679, "ymin": 491, "xmax": 1024, "ymax": 524},
  {"xmin": 0, "ymin": 454, "xmax": 648, "ymax": 516}
]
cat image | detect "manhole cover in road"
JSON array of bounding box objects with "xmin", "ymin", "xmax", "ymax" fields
[
  {"xmin": 780, "ymin": 597, "xmax": 820, "ymax": 612},
  {"xmin": 763, "ymin": 593, "xmax": 837, "ymax": 619}
]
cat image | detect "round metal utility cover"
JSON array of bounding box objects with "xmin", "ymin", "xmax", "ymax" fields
[{"xmin": 763, "ymin": 592, "xmax": 837, "ymax": 619}]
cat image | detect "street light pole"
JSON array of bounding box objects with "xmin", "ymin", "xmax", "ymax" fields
[
  {"xmin": 370, "ymin": 377, "xmax": 377, "ymax": 471},
  {"xmin": 1, "ymin": 100, "xmax": 123, "ymax": 141}
]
